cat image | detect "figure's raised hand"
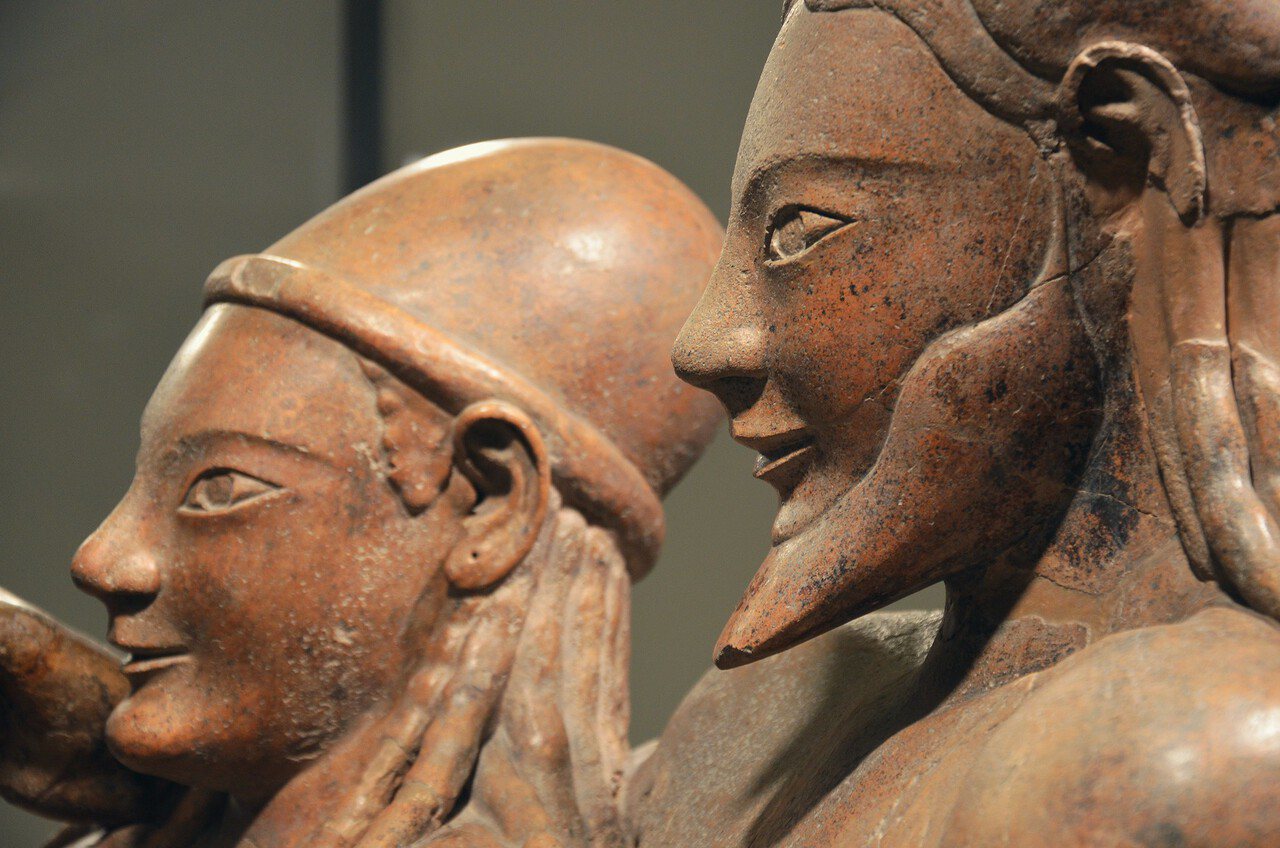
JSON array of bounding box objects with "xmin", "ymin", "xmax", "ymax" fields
[{"xmin": 0, "ymin": 588, "xmax": 163, "ymax": 825}]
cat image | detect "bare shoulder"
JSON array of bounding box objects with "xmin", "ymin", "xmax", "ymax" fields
[
  {"xmin": 943, "ymin": 606, "xmax": 1280, "ymax": 847},
  {"xmin": 627, "ymin": 610, "xmax": 940, "ymax": 847},
  {"xmin": 658, "ymin": 607, "xmax": 940, "ymax": 726}
]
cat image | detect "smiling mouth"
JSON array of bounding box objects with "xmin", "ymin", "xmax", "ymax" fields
[
  {"xmin": 752, "ymin": 436, "xmax": 816, "ymax": 492},
  {"xmin": 120, "ymin": 647, "xmax": 191, "ymax": 678}
]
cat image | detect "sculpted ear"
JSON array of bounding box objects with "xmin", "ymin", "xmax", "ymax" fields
[
  {"xmin": 444, "ymin": 401, "xmax": 552, "ymax": 590},
  {"xmin": 1059, "ymin": 41, "xmax": 1207, "ymax": 223}
]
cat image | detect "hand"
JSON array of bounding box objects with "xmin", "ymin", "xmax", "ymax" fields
[{"xmin": 0, "ymin": 588, "xmax": 163, "ymax": 825}]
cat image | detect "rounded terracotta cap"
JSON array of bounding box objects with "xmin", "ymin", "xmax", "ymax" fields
[{"xmin": 207, "ymin": 138, "xmax": 724, "ymax": 577}]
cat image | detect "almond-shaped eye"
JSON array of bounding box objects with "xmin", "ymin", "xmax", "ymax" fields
[
  {"xmin": 766, "ymin": 207, "xmax": 854, "ymax": 262},
  {"xmin": 180, "ymin": 469, "xmax": 279, "ymax": 515}
]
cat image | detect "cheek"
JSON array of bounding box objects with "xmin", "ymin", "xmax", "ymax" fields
[
  {"xmin": 167, "ymin": 495, "xmax": 426, "ymax": 705},
  {"xmin": 115, "ymin": 501, "xmax": 441, "ymax": 780},
  {"xmin": 766, "ymin": 273, "xmax": 912, "ymax": 426},
  {"xmin": 177, "ymin": 494, "xmax": 357, "ymax": 614},
  {"xmin": 765, "ymin": 231, "xmax": 960, "ymax": 421},
  {"xmin": 766, "ymin": 188, "xmax": 1045, "ymax": 425}
]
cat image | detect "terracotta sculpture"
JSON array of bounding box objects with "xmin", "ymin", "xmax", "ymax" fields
[
  {"xmin": 0, "ymin": 137, "xmax": 722, "ymax": 848},
  {"xmin": 638, "ymin": 0, "xmax": 1280, "ymax": 845}
]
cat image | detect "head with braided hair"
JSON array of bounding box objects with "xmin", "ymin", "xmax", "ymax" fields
[{"xmin": 674, "ymin": 0, "xmax": 1280, "ymax": 665}]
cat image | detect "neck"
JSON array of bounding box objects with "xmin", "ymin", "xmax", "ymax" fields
[{"xmin": 921, "ymin": 373, "xmax": 1224, "ymax": 705}]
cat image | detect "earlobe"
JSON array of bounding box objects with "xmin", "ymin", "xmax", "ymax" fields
[
  {"xmin": 443, "ymin": 401, "xmax": 551, "ymax": 590},
  {"xmin": 1059, "ymin": 41, "xmax": 1207, "ymax": 223}
]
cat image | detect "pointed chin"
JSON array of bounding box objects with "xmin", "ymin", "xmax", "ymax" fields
[
  {"xmin": 716, "ymin": 279, "xmax": 1099, "ymax": 668},
  {"xmin": 714, "ymin": 432, "xmax": 976, "ymax": 668}
]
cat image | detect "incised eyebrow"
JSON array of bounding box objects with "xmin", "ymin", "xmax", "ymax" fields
[{"xmin": 158, "ymin": 428, "xmax": 333, "ymax": 473}]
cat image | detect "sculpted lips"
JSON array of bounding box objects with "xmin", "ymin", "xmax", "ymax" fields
[
  {"xmin": 734, "ymin": 425, "xmax": 816, "ymax": 495},
  {"xmin": 111, "ymin": 634, "xmax": 191, "ymax": 680}
]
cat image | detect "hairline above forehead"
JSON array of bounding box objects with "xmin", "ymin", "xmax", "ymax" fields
[
  {"xmin": 780, "ymin": 0, "xmax": 1058, "ymax": 141},
  {"xmin": 792, "ymin": 0, "xmax": 1280, "ymax": 114},
  {"xmin": 736, "ymin": 6, "xmax": 1045, "ymax": 204}
]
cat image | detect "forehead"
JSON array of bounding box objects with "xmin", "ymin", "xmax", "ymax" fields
[
  {"xmin": 141, "ymin": 305, "xmax": 376, "ymax": 455},
  {"xmin": 735, "ymin": 6, "xmax": 1023, "ymax": 193}
]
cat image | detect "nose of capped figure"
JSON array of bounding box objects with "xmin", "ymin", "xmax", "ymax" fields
[
  {"xmin": 671, "ymin": 262, "xmax": 768, "ymax": 416},
  {"xmin": 71, "ymin": 524, "xmax": 162, "ymax": 608}
]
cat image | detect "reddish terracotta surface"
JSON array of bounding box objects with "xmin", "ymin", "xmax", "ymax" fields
[
  {"xmin": 1, "ymin": 138, "xmax": 722, "ymax": 848},
  {"xmin": 641, "ymin": 1, "xmax": 1280, "ymax": 845},
  {"xmin": 7, "ymin": 2, "xmax": 1279, "ymax": 843}
]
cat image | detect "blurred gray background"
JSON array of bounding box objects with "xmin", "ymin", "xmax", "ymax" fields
[{"xmin": 0, "ymin": 2, "xmax": 941, "ymax": 842}]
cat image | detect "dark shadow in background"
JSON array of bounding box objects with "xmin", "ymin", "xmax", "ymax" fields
[{"xmin": 342, "ymin": 0, "xmax": 384, "ymax": 192}]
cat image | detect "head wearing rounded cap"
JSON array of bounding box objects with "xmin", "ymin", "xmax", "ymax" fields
[{"xmin": 205, "ymin": 138, "xmax": 724, "ymax": 579}]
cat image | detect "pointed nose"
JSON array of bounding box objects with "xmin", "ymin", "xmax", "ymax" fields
[
  {"xmin": 671, "ymin": 256, "xmax": 768, "ymax": 415},
  {"xmin": 71, "ymin": 519, "xmax": 162, "ymax": 607}
]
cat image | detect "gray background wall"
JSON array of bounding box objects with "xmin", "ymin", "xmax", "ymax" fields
[{"xmin": 0, "ymin": 3, "xmax": 940, "ymax": 843}]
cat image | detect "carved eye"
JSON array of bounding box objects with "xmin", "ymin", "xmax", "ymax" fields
[
  {"xmin": 766, "ymin": 207, "xmax": 854, "ymax": 262},
  {"xmin": 180, "ymin": 470, "xmax": 279, "ymax": 514}
]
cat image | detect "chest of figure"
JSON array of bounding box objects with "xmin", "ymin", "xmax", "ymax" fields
[{"xmin": 773, "ymin": 688, "xmax": 1030, "ymax": 848}]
